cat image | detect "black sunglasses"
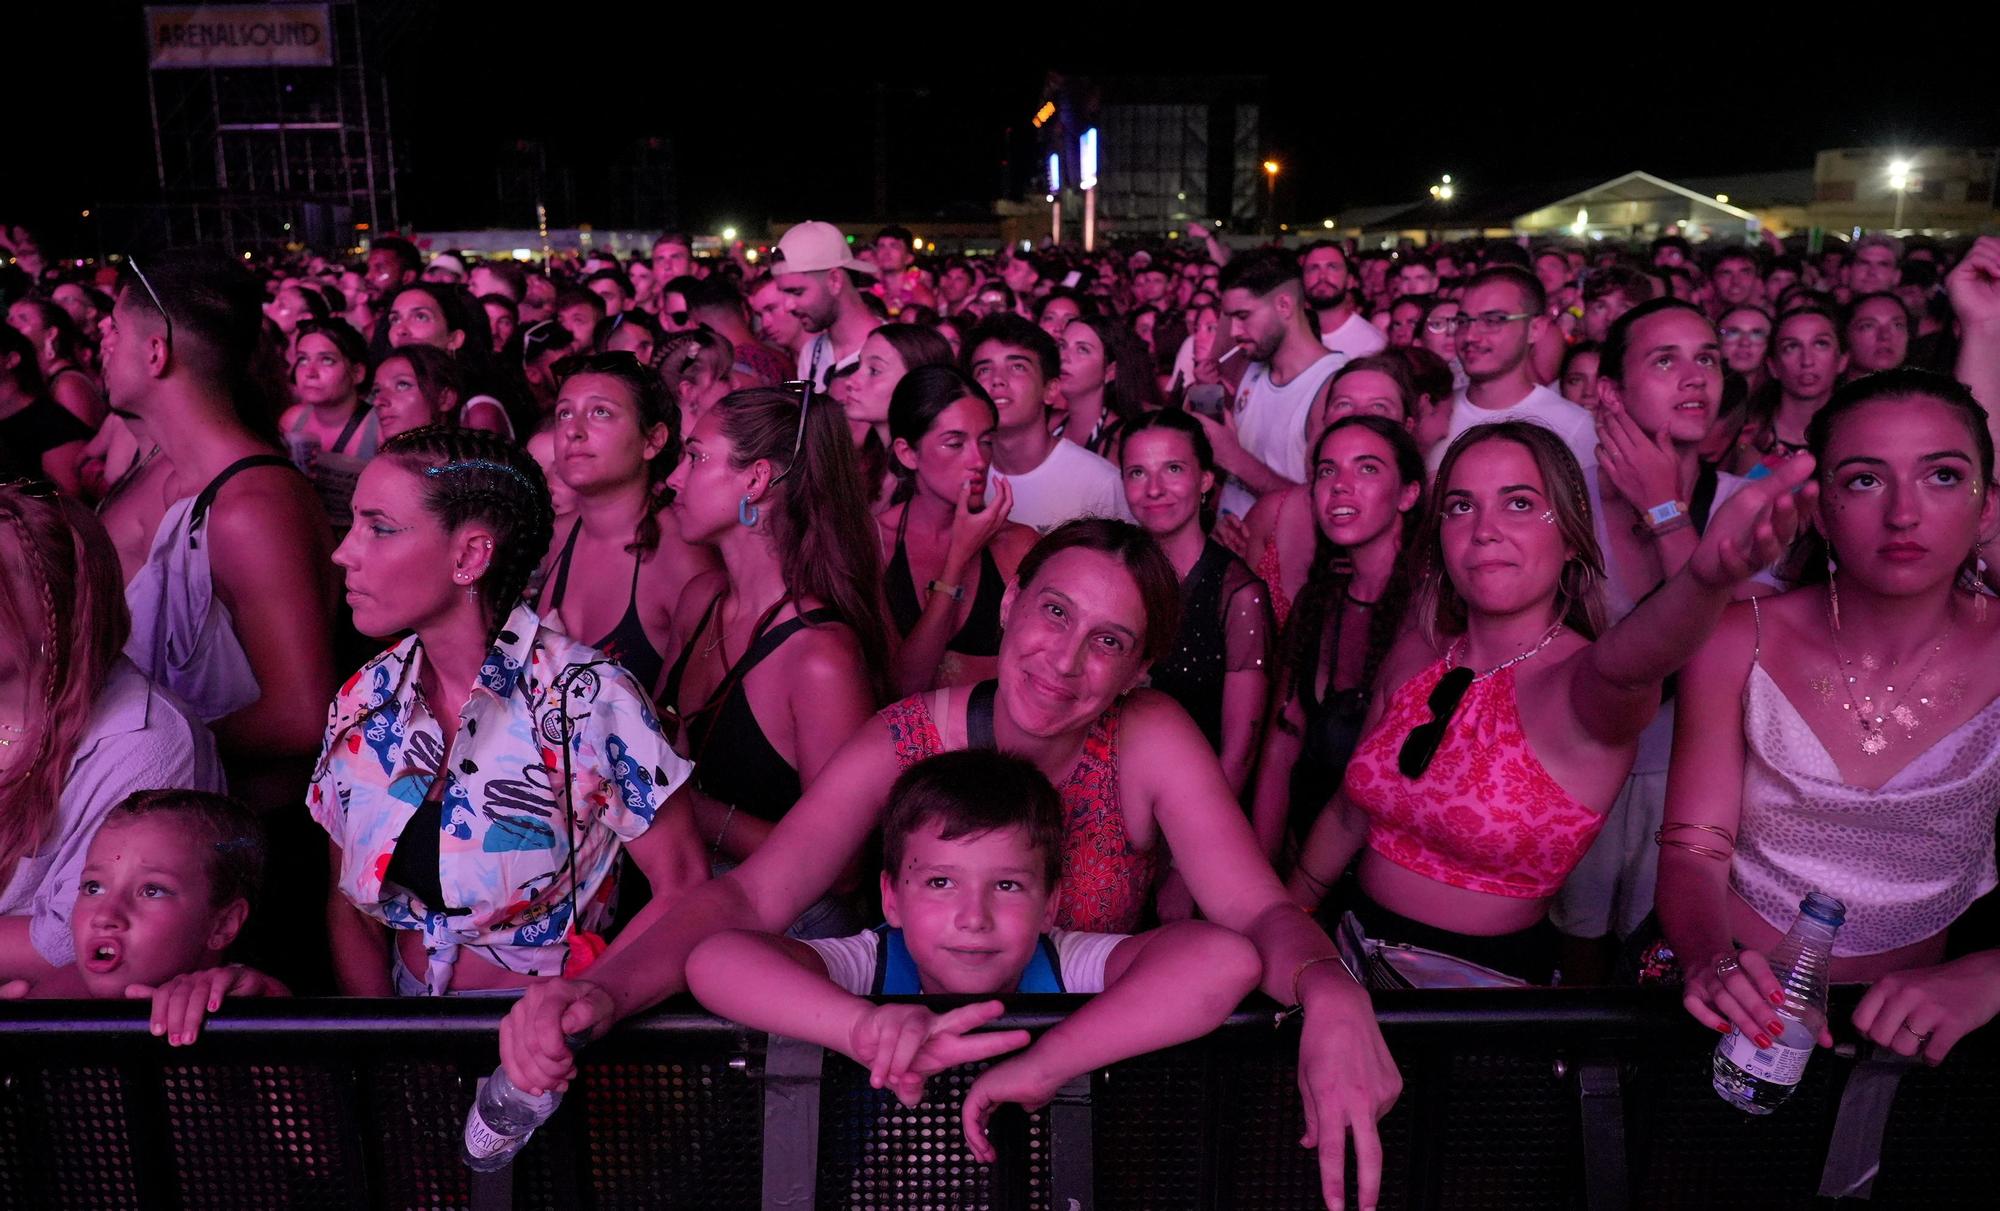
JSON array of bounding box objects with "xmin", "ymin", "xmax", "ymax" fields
[
  {"xmin": 1397, "ymin": 665, "xmax": 1474, "ymax": 779},
  {"xmin": 767, "ymin": 377, "xmax": 814, "ymax": 487}
]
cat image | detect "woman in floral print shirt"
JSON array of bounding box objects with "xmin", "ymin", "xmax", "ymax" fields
[{"xmin": 311, "ymin": 426, "xmax": 704, "ymax": 996}]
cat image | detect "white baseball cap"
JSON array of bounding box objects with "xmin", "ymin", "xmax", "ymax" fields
[{"xmin": 772, "ymin": 221, "xmax": 878, "ymax": 278}]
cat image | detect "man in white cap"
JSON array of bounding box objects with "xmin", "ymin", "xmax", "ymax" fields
[
  {"xmin": 772, "ymin": 220, "xmax": 880, "ymax": 391},
  {"xmin": 423, "ymin": 251, "xmax": 468, "ymax": 284}
]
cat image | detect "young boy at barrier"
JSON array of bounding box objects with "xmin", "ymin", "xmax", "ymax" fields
[
  {"xmin": 1, "ymin": 789, "xmax": 287, "ymax": 1043},
  {"xmin": 686, "ymin": 749, "xmax": 1262, "ymax": 1161}
]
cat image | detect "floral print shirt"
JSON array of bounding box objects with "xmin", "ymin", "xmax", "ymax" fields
[{"xmin": 308, "ymin": 604, "xmax": 691, "ymax": 991}]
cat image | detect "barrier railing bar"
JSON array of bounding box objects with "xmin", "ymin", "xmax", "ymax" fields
[
  {"xmin": 1048, "ymin": 1072, "xmax": 1095, "ymax": 1210},
  {"xmin": 1576, "ymin": 1057, "xmax": 1630, "ymax": 1211}
]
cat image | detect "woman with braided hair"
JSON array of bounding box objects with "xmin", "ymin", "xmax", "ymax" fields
[
  {"xmin": 313, "ymin": 426, "xmax": 704, "ymax": 996},
  {"xmin": 535, "ymin": 352, "xmax": 719, "ymax": 698},
  {"xmin": 0, "ymin": 486, "xmax": 223, "ymax": 983},
  {"xmin": 658, "ymin": 384, "xmax": 887, "ymax": 933}
]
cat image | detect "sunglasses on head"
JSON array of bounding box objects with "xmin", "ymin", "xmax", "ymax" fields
[
  {"xmin": 1396, "ymin": 665, "xmax": 1473, "ymax": 780},
  {"xmin": 127, "ymin": 255, "xmax": 175, "ymax": 352},
  {"xmin": 767, "ymin": 377, "xmax": 814, "ymax": 487}
]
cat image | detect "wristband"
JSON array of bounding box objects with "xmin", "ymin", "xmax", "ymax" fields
[
  {"xmin": 1645, "ymin": 499, "xmax": 1688, "ymax": 529},
  {"xmin": 927, "ymin": 579, "xmax": 964, "ymax": 602},
  {"xmin": 1646, "ymin": 513, "xmax": 1693, "ymax": 539}
]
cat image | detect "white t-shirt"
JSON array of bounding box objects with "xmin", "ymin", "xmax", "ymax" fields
[
  {"xmin": 1428, "ymin": 383, "xmax": 1600, "ymax": 478},
  {"xmin": 797, "ymin": 333, "xmax": 861, "ymax": 393},
  {"xmin": 804, "ymin": 928, "xmax": 1126, "ymax": 994},
  {"xmin": 990, "ymin": 437, "xmax": 1132, "ymax": 531},
  {"xmin": 1219, "ymin": 353, "xmax": 1343, "ymax": 518},
  {"xmin": 1319, "ymin": 311, "xmax": 1388, "ymax": 362}
]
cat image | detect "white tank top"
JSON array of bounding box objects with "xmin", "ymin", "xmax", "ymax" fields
[{"xmin": 1218, "ymin": 353, "xmax": 1340, "ymax": 518}]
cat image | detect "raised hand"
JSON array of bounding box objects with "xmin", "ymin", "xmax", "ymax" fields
[
  {"xmin": 847, "ymin": 1000, "xmax": 1031, "ymax": 1109},
  {"xmin": 1688, "ymin": 452, "xmax": 1816, "ymax": 589},
  {"xmin": 946, "ymin": 475, "xmax": 1015, "ymax": 570},
  {"xmin": 1594, "ymin": 400, "xmax": 1681, "ymax": 515},
  {"xmin": 1946, "ymin": 236, "xmax": 2000, "ymax": 333}
]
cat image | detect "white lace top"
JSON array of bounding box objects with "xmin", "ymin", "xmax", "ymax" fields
[{"xmin": 1734, "ymin": 661, "xmax": 2000, "ymax": 956}]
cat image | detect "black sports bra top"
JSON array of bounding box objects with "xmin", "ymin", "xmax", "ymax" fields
[
  {"xmin": 883, "ymin": 506, "xmax": 1004, "ymax": 657},
  {"xmin": 662, "ymin": 597, "xmax": 844, "ymax": 823},
  {"xmin": 544, "ymin": 518, "xmax": 664, "ymax": 692}
]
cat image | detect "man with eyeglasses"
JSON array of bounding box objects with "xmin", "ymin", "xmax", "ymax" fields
[
  {"xmin": 1428, "ymin": 266, "xmax": 1598, "ymax": 477},
  {"xmin": 100, "ymin": 251, "xmax": 339, "ymax": 825},
  {"xmin": 1300, "ymin": 241, "xmax": 1386, "ymax": 366},
  {"xmin": 1197, "ymin": 249, "xmax": 1342, "ymax": 518},
  {"xmin": 771, "ymin": 221, "xmax": 881, "ymax": 392}
]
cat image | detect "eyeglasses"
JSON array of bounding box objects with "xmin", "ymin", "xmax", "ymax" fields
[
  {"xmin": 1444, "ymin": 311, "xmax": 1535, "ymax": 334},
  {"xmin": 1423, "ymin": 317, "xmax": 1455, "ymax": 334},
  {"xmin": 1396, "ymin": 665, "xmax": 1474, "ymax": 779},
  {"xmin": 1718, "ymin": 327, "xmax": 1769, "ymax": 343},
  {"xmin": 127, "ymin": 255, "xmax": 174, "ymax": 354}
]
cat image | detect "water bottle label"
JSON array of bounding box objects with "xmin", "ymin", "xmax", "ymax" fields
[
  {"xmin": 1721, "ymin": 1030, "xmax": 1810, "ymax": 1086},
  {"xmin": 463, "ymin": 1112, "xmax": 521, "ymax": 1161}
]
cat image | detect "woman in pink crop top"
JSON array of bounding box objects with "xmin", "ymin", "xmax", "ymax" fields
[
  {"xmin": 1665, "ymin": 367, "xmax": 2000, "ymax": 1063},
  {"xmin": 1287, "ymin": 418, "xmax": 1813, "ymax": 982}
]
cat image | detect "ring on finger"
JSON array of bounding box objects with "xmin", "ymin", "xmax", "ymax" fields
[
  {"xmin": 1897, "ymin": 1022, "xmax": 1934, "ymax": 1044},
  {"xmin": 1713, "ymin": 953, "xmax": 1742, "ymax": 979}
]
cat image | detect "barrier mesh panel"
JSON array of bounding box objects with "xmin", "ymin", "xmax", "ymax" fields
[
  {"xmin": 364, "ymin": 1057, "xmax": 477, "ymax": 1210},
  {"xmin": 1213, "ymin": 1030, "xmax": 1415, "ymax": 1210},
  {"xmin": 35, "ymin": 1065, "xmax": 143, "ymax": 1210},
  {"xmin": 578, "ymin": 1056, "xmax": 762, "ymax": 1209},
  {"xmin": 1433, "ymin": 1051, "xmax": 1580, "ymax": 1208},
  {"xmin": 1095, "ymin": 1040, "xmax": 1211, "ymax": 1210},
  {"xmin": 1631, "ymin": 1044, "xmax": 1843, "ymax": 1210},
  {"xmin": 161, "ymin": 1061, "xmax": 363, "ymax": 1210},
  {"xmin": 817, "ymin": 1054, "xmax": 1048, "ymax": 1211}
]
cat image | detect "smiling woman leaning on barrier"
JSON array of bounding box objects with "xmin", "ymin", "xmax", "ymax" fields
[{"xmin": 501, "ymin": 517, "xmax": 1403, "ymax": 1211}]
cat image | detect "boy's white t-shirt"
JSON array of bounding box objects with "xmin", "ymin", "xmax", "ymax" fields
[
  {"xmin": 989, "ymin": 438, "xmax": 1133, "ymax": 532},
  {"xmin": 1428, "ymin": 383, "xmax": 1600, "ymax": 478},
  {"xmin": 804, "ymin": 928, "xmax": 1127, "ymax": 995}
]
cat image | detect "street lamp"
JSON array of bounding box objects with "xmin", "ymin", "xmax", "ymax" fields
[
  {"xmin": 1429, "ymin": 173, "xmax": 1454, "ymax": 201},
  {"xmin": 1888, "ymin": 158, "xmax": 1912, "ymax": 230},
  {"xmin": 1262, "ymin": 159, "xmax": 1280, "ymax": 234}
]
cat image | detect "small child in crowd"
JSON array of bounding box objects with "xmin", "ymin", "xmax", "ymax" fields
[
  {"xmin": 687, "ymin": 750, "xmax": 1261, "ymax": 1160},
  {"xmin": 1, "ymin": 789, "xmax": 287, "ymax": 1043}
]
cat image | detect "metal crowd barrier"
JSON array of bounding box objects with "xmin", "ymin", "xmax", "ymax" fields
[{"xmin": 1, "ymin": 987, "xmax": 1994, "ymax": 1209}]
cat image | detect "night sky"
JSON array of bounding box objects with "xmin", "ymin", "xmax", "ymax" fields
[{"xmin": 17, "ymin": 5, "xmax": 2000, "ymax": 249}]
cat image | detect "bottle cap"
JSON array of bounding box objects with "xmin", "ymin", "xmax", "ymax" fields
[{"xmin": 1801, "ymin": 892, "xmax": 1847, "ymax": 927}]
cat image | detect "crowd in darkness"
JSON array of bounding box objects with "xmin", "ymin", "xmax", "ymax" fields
[{"xmin": 4, "ymin": 211, "xmax": 2000, "ymax": 1206}]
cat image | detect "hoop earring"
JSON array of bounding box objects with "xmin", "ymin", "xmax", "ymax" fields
[
  {"xmin": 737, "ymin": 495, "xmax": 759, "ymax": 527},
  {"xmin": 1827, "ymin": 550, "xmax": 1840, "ymax": 632}
]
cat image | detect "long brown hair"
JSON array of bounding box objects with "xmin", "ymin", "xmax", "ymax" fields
[
  {"xmin": 1413, "ymin": 421, "xmax": 1606, "ymax": 646},
  {"xmin": 0, "ymin": 488, "xmax": 131, "ymax": 873},
  {"xmin": 715, "ymin": 386, "xmax": 891, "ymax": 700}
]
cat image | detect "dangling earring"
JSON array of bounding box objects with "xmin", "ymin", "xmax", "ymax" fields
[
  {"xmin": 1827, "ymin": 550, "xmax": 1840, "ymax": 633},
  {"xmin": 737, "ymin": 495, "xmax": 759, "ymax": 527},
  {"xmin": 1972, "ymin": 541, "xmax": 1990, "ymax": 625}
]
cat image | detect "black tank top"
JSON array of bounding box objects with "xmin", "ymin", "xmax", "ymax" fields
[
  {"xmin": 1147, "ymin": 541, "xmax": 1238, "ymax": 752},
  {"xmin": 662, "ymin": 597, "xmax": 844, "ymax": 823},
  {"xmin": 1289, "ymin": 598, "xmax": 1372, "ymax": 844},
  {"xmin": 543, "ymin": 518, "xmax": 663, "ymax": 692},
  {"xmin": 882, "ymin": 505, "xmax": 1004, "ymax": 656}
]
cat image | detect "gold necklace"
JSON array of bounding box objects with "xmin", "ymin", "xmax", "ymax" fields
[{"xmin": 1824, "ymin": 584, "xmax": 1951, "ymax": 755}]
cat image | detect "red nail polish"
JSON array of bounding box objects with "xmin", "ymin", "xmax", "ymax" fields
[
  {"xmin": 1755, "ymin": 1034, "xmax": 1772, "ymax": 1048},
  {"xmin": 1767, "ymin": 1021, "xmax": 1783, "ymax": 1036},
  {"xmin": 1769, "ymin": 991, "xmax": 1785, "ymax": 1007},
  {"xmin": 1714, "ymin": 1023, "xmax": 1732, "ymax": 1034}
]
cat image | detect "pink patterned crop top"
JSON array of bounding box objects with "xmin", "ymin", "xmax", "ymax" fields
[{"xmin": 1341, "ymin": 657, "xmax": 1607, "ymax": 899}]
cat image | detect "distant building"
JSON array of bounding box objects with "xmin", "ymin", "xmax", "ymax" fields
[{"xmin": 1806, "ymin": 147, "xmax": 1997, "ymax": 234}]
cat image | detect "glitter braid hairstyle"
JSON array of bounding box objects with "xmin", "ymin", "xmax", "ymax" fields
[
  {"xmin": 376, "ymin": 425, "xmax": 556, "ymax": 643},
  {"xmin": 0, "ymin": 486, "xmax": 131, "ymax": 875}
]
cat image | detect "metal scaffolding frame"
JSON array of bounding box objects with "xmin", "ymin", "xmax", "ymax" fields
[{"xmin": 143, "ymin": 0, "xmax": 400, "ymax": 253}]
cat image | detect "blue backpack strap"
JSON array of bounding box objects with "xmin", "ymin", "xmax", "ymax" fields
[
  {"xmin": 1016, "ymin": 934, "xmax": 1066, "ymax": 993},
  {"xmin": 873, "ymin": 925, "xmax": 923, "ymax": 995}
]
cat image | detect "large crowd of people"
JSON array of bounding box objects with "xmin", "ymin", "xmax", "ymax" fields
[{"xmin": 4, "ymin": 215, "xmax": 2000, "ymax": 1206}]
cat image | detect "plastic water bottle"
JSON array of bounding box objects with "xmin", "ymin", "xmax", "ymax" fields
[
  {"xmin": 1711, "ymin": 892, "xmax": 1846, "ymax": 1115},
  {"xmin": 462, "ymin": 1066, "xmax": 561, "ymax": 1172}
]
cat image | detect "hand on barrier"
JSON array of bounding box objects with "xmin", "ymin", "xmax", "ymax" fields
[
  {"xmin": 500, "ymin": 978, "xmax": 613, "ymax": 1095},
  {"xmin": 960, "ymin": 1052, "xmax": 1062, "ymax": 1163},
  {"xmin": 126, "ymin": 964, "xmax": 289, "ymax": 1047},
  {"xmin": 1297, "ymin": 981, "xmax": 1402, "ymax": 1211},
  {"xmin": 1682, "ymin": 948, "xmax": 1830, "ymax": 1049},
  {"xmin": 848, "ymin": 999, "xmax": 1030, "ymax": 1109},
  {"xmin": 1852, "ymin": 951, "xmax": 2000, "ymax": 1064}
]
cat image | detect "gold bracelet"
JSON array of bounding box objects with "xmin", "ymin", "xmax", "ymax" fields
[
  {"xmin": 1289, "ymin": 955, "xmax": 1348, "ymax": 1009},
  {"xmin": 1655, "ymin": 823, "xmax": 1735, "ymax": 862}
]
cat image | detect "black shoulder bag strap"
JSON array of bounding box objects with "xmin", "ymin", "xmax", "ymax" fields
[{"xmin": 966, "ymin": 680, "xmax": 999, "ymax": 750}]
